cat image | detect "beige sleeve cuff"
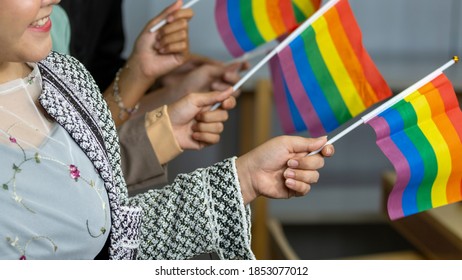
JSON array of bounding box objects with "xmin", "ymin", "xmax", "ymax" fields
[{"xmin": 145, "ymin": 105, "xmax": 183, "ymax": 165}]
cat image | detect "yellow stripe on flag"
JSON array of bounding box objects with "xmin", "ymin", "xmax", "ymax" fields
[
  {"xmin": 407, "ymin": 90, "xmax": 451, "ymax": 207},
  {"xmin": 325, "ymin": 8, "xmax": 379, "ymax": 107},
  {"xmin": 312, "ymin": 16, "xmax": 365, "ymax": 116},
  {"xmin": 252, "ymin": 0, "xmax": 277, "ymax": 41},
  {"xmin": 293, "ymin": 0, "xmax": 317, "ymax": 17}
]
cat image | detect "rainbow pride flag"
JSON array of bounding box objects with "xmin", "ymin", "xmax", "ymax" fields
[
  {"xmin": 269, "ymin": 56, "xmax": 307, "ymax": 133},
  {"xmin": 367, "ymin": 74, "xmax": 462, "ymax": 220},
  {"xmin": 215, "ymin": 0, "xmax": 321, "ymax": 57},
  {"xmin": 276, "ymin": 0, "xmax": 392, "ymax": 137}
]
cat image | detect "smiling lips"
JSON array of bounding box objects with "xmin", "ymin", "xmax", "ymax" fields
[{"xmin": 29, "ymin": 16, "xmax": 52, "ymax": 32}]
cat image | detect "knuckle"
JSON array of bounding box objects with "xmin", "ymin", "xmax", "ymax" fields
[
  {"xmin": 222, "ymin": 111, "xmax": 229, "ymax": 121},
  {"xmin": 179, "ymin": 20, "xmax": 188, "ymax": 29},
  {"xmin": 217, "ymin": 122, "xmax": 224, "ymax": 132},
  {"xmin": 303, "ymin": 184, "xmax": 312, "ymax": 195},
  {"xmin": 312, "ymin": 172, "xmax": 320, "ymax": 184},
  {"xmin": 194, "ymin": 122, "xmax": 203, "ymax": 131},
  {"xmin": 180, "ymin": 30, "xmax": 188, "ymax": 39}
]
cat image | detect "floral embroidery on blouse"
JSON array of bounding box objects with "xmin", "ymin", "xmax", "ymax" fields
[
  {"xmin": 6, "ymin": 236, "xmax": 58, "ymax": 260},
  {"xmin": 26, "ymin": 74, "xmax": 36, "ymax": 85},
  {"xmin": 0, "ymin": 125, "xmax": 109, "ymax": 259}
]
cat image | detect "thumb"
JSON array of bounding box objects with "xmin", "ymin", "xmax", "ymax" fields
[
  {"xmin": 192, "ymin": 88, "xmax": 234, "ymax": 108},
  {"xmin": 198, "ymin": 64, "xmax": 226, "ymax": 81},
  {"xmin": 144, "ymin": 0, "xmax": 183, "ymax": 33},
  {"xmin": 189, "ymin": 54, "xmax": 223, "ymax": 67},
  {"xmin": 224, "ymin": 61, "xmax": 246, "ymax": 73},
  {"xmin": 290, "ymin": 136, "xmax": 328, "ymax": 154}
]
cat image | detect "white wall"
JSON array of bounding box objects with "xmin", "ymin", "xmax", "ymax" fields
[{"xmin": 122, "ymin": 0, "xmax": 462, "ymax": 223}]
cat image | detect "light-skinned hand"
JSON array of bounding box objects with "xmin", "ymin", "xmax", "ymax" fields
[
  {"xmin": 136, "ymin": 59, "xmax": 247, "ymax": 115},
  {"xmin": 236, "ymin": 136, "xmax": 334, "ymax": 205},
  {"xmin": 128, "ymin": 0, "xmax": 193, "ymax": 86},
  {"xmin": 167, "ymin": 87, "xmax": 236, "ymax": 150}
]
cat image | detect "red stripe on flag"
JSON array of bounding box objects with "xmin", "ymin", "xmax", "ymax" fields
[
  {"xmin": 335, "ymin": 0, "xmax": 392, "ymax": 100},
  {"xmin": 279, "ymin": 0, "xmax": 298, "ymax": 32}
]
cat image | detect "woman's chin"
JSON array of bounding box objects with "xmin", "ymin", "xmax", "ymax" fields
[{"xmin": 25, "ymin": 42, "xmax": 53, "ymax": 62}]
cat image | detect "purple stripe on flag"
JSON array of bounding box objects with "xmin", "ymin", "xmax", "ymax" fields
[
  {"xmin": 278, "ymin": 46, "xmax": 326, "ymax": 136},
  {"xmin": 368, "ymin": 116, "xmax": 411, "ymax": 220},
  {"xmin": 215, "ymin": 0, "xmax": 245, "ymax": 57},
  {"xmin": 269, "ymin": 56, "xmax": 296, "ymax": 134}
]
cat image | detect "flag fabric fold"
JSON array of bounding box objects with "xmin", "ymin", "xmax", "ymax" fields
[
  {"xmin": 275, "ymin": 0, "xmax": 392, "ymax": 136},
  {"xmin": 269, "ymin": 56, "xmax": 307, "ymax": 133},
  {"xmin": 367, "ymin": 73, "xmax": 462, "ymax": 220},
  {"xmin": 215, "ymin": 0, "xmax": 321, "ymax": 57}
]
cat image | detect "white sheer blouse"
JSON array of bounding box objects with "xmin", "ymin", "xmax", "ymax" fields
[{"xmin": 0, "ymin": 64, "xmax": 110, "ymax": 259}]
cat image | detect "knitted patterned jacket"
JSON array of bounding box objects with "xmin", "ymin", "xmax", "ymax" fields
[{"xmin": 37, "ymin": 52, "xmax": 255, "ymax": 260}]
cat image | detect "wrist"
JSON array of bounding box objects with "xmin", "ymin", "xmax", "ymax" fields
[
  {"xmin": 112, "ymin": 67, "xmax": 141, "ymax": 121},
  {"xmin": 235, "ymin": 155, "xmax": 258, "ymax": 205},
  {"xmin": 166, "ymin": 104, "xmax": 184, "ymax": 148},
  {"xmin": 125, "ymin": 56, "xmax": 157, "ymax": 88}
]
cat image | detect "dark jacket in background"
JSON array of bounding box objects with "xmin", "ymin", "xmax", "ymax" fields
[{"xmin": 60, "ymin": 0, "xmax": 126, "ymax": 91}]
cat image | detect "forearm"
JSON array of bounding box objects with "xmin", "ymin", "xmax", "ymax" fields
[
  {"xmin": 129, "ymin": 157, "xmax": 254, "ymax": 260},
  {"xmin": 118, "ymin": 114, "xmax": 169, "ymax": 193},
  {"xmin": 104, "ymin": 59, "xmax": 155, "ymax": 127}
]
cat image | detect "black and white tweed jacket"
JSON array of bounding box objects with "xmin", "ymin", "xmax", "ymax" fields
[{"xmin": 37, "ymin": 52, "xmax": 254, "ymax": 260}]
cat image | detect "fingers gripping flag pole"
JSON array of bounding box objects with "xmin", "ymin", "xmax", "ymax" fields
[{"xmin": 149, "ymin": 0, "xmax": 202, "ymax": 33}]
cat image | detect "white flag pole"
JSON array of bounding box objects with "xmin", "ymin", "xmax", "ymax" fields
[
  {"xmin": 307, "ymin": 56, "xmax": 459, "ymax": 156},
  {"xmin": 231, "ymin": 0, "xmax": 340, "ymax": 91},
  {"xmin": 149, "ymin": 0, "xmax": 201, "ymax": 33},
  {"xmin": 210, "ymin": 0, "xmax": 341, "ymax": 111},
  {"xmin": 226, "ymin": 44, "xmax": 276, "ymax": 65}
]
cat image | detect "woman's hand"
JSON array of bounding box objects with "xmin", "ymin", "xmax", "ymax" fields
[
  {"xmin": 167, "ymin": 88, "xmax": 236, "ymax": 150},
  {"xmin": 128, "ymin": 0, "xmax": 193, "ymax": 86},
  {"xmin": 136, "ymin": 59, "xmax": 248, "ymax": 115},
  {"xmin": 236, "ymin": 136, "xmax": 335, "ymax": 204},
  {"xmin": 105, "ymin": 0, "xmax": 193, "ymax": 127}
]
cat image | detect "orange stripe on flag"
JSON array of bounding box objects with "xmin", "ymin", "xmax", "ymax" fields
[
  {"xmin": 428, "ymin": 76, "xmax": 462, "ymax": 203},
  {"xmin": 324, "ymin": 6, "xmax": 378, "ymax": 107},
  {"xmin": 335, "ymin": 0, "xmax": 392, "ymax": 100},
  {"xmin": 266, "ymin": 0, "xmax": 286, "ymax": 36}
]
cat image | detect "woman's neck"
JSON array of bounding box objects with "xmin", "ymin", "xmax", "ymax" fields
[{"xmin": 0, "ymin": 62, "xmax": 32, "ymax": 85}]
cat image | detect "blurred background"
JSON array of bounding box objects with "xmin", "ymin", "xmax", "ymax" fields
[{"xmin": 122, "ymin": 0, "xmax": 462, "ymax": 259}]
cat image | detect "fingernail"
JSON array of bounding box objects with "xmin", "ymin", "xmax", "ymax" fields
[
  {"xmin": 285, "ymin": 169, "xmax": 295, "ymax": 179},
  {"xmin": 325, "ymin": 146, "xmax": 333, "ymax": 156},
  {"xmin": 287, "ymin": 159, "xmax": 299, "ymax": 168},
  {"xmin": 285, "ymin": 179, "xmax": 295, "ymax": 187}
]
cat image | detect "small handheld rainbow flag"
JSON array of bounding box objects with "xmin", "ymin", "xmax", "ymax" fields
[
  {"xmin": 368, "ymin": 73, "xmax": 462, "ymax": 220},
  {"xmin": 269, "ymin": 56, "xmax": 307, "ymax": 133},
  {"xmin": 303, "ymin": 57, "xmax": 459, "ymax": 218},
  {"xmin": 276, "ymin": 0, "xmax": 392, "ymax": 137},
  {"xmin": 215, "ymin": 0, "xmax": 321, "ymax": 57}
]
